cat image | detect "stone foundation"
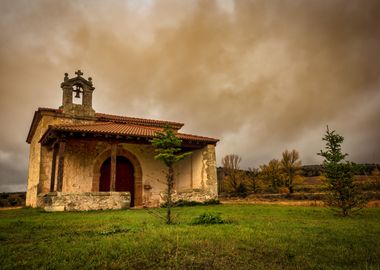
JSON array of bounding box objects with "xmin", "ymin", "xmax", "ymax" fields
[
  {"xmin": 38, "ymin": 192, "xmax": 131, "ymax": 212},
  {"xmin": 150, "ymin": 189, "xmax": 217, "ymax": 207},
  {"xmin": 174, "ymin": 189, "xmax": 217, "ymax": 202}
]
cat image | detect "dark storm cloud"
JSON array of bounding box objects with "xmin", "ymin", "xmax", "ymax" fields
[
  {"xmin": 0, "ymin": 150, "xmax": 28, "ymax": 192},
  {"xmin": 0, "ymin": 0, "xmax": 379, "ymax": 191}
]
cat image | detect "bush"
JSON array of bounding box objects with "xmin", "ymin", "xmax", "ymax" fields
[
  {"xmin": 365, "ymin": 191, "xmax": 380, "ymax": 200},
  {"xmin": 203, "ymin": 199, "xmax": 220, "ymax": 205},
  {"xmin": 293, "ymin": 186, "xmax": 326, "ymax": 193},
  {"xmin": 175, "ymin": 200, "xmax": 202, "ymax": 207},
  {"xmin": 236, "ymin": 183, "xmax": 248, "ymax": 195},
  {"xmin": 0, "ymin": 193, "xmax": 25, "ymax": 207},
  {"xmin": 191, "ymin": 212, "xmax": 227, "ymax": 225},
  {"xmin": 8, "ymin": 197, "xmax": 23, "ymax": 206},
  {"xmin": 161, "ymin": 199, "xmax": 220, "ymax": 208},
  {"xmin": 0, "ymin": 199, "xmax": 10, "ymax": 207},
  {"xmin": 358, "ymin": 179, "xmax": 380, "ymax": 191}
]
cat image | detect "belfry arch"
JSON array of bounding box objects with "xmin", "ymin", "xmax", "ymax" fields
[{"xmin": 92, "ymin": 147, "xmax": 143, "ymax": 207}]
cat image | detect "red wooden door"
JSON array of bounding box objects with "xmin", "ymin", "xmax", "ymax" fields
[
  {"xmin": 99, "ymin": 157, "xmax": 111, "ymax": 192},
  {"xmin": 115, "ymin": 156, "xmax": 135, "ymax": 206}
]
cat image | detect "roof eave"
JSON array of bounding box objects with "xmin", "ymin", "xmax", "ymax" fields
[
  {"xmin": 39, "ymin": 127, "xmax": 219, "ymax": 146},
  {"xmin": 26, "ymin": 108, "xmax": 62, "ymax": 144},
  {"xmin": 26, "ymin": 111, "xmax": 39, "ymax": 144}
]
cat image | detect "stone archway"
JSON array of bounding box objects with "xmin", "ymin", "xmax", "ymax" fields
[{"xmin": 93, "ymin": 146, "xmax": 143, "ymax": 207}]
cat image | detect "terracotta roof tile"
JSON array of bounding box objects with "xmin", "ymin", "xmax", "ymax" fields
[
  {"xmin": 52, "ymin": 122, "xmax": 161, "ymax": 137},
  {"xmin": 177, "ymin": 132, "xmax": 219, "ymax": 143},
  {"xmin": 95, "ymin": 112, "xmax": 184, "ymax": 129},
  {"xmin": 48, "ymin": 122, "xmax": 219, "ymax": 143},
  {"xmin": 30, "ymin": 108, "xmax": 218, "ymax": 144},
  {"xmin": 36, "ymin": 107, "xmax": 184, "ymax": 129}
]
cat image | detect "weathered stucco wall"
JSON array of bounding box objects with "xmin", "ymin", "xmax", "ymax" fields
[
  {"xmin": 172, "ymin": 145, "xmax": 218, "ymax": 204},
  {"xmin": 122, "ymin": 143, "xmax": 218, "ymax": 207},
  {"xmin": 26, "ymin": 114, "xmax": 97, "ymax": 207},
  {"xmin": 26, "ymin": 114, "xmax": 218, "ymax": 209},
  {"xmin": 64, "ymin": 140, "xmax": 108, "ymax": 193}
]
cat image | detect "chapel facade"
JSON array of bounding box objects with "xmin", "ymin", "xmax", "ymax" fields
[{"xmin": 26, "ymin": 70, "xmax": 218, "ymax": 211}]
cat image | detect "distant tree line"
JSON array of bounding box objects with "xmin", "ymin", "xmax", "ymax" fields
[
  {"xmin": 219, "ymin": 127, "xmax": 377, "ymax": 216},
  {"xmin": 217, "ymin": 162, "xmax": 380, "ymax": 195},
  {"xmin": 0, "ymin": 192, "xmax": 25, "ymax": 207},
  {"xmin": 218, "ymin": 150, "xmax": 303, "ymax": 195},
  {"xmin": 301, "ymin": 164, "xmax": 380, "ymax": 177}
]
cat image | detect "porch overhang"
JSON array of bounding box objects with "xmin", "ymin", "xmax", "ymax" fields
[{"xmin": 39, "ymin": 122, "xmax": 219, "ymax": 149}]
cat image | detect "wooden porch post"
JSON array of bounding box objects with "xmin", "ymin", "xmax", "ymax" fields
[
  {"xmin": 56, "ymin": 140, "xmax": 66, "ymax": 192},
  {"xmin": 50, "ymin": 144, "xmax": 58, "ymax": 192},
  {"xmin": 110, "ymin": 143, "xmax": 117, "ymax": 191}
]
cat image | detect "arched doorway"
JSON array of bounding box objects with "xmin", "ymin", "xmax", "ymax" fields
[
  {"xmin": 93, "ymin": 147, "xmax": 142, "ymax": 207},
  {"xmin": 99, "ymin": 157, "xmax": 111, "ymax": 192},
  {"xmin": 99, "ymin": 156, "xmax": 135, "ymax": 206}
]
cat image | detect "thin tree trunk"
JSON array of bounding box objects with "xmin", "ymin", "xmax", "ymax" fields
[
  {"xmin": 167, "ymin": 165, "xmax": 174, "ymax": 224},
  {"xmin": 286, "ymin": 170, "xmax": 294, "ymax": 194},
  {"xmin": 289, "ymin": 174, "xmax": 294, "ymax": 194}
]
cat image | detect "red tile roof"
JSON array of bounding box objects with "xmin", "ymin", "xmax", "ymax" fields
[
  {"xmin": 53, "ymin": 122, "xmax": 161, "ymax": 137},
  {"xmin": 36, "ymin": 108, "xmax": 184, "ymax": 129},
  {"xmin": 27, "ymin": 108, "xmax": 184, "ymax": 143},
  {"xmin": 29, "ymin": 107, "xmax": 218, "ymax": 145},
  {"xmin": 42, "ymin": 122, "xmax": 219, "ymax": 144},
  {"xmin": 96, "ymin": 112, "xmax": 184, "ymax": 129}
]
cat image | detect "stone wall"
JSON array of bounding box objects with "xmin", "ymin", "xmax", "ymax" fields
[
  {"xmin": 172, "ymin": 189, "xmax": 218, "ymax": 203},
  {"xmin": 38, "ymin": 192, "xmax": 130, "ymax": 211}
]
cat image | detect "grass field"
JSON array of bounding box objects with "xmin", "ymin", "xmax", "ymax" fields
[{"xmin": 1, "ymin": 205, "xmax": 379, "ymax": 270}]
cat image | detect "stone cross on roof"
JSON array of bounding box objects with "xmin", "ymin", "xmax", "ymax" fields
[{"xmin": 75, "ymin": 70, "xmax": 83, "ymax": 77}]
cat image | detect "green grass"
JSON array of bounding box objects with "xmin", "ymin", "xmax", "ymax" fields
[{"xmin": 0, "ymin": 205, "xmax": 379, "ymax": 270}]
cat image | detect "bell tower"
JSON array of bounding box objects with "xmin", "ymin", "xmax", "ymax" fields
[{"xmin": 60, "ymin": 70, "xmax": 95, "ymax": 118}]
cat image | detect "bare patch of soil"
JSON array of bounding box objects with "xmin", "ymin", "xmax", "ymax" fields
[
  {"xmin": 0, "ymin": 206, "xmax": 23, "ymax": 211},
  {"xmin": 221, "ymin": 198, "xmax": 380, "ymax": 207}
]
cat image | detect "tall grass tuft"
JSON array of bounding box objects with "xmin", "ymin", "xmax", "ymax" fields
[{"xmin": 191, "ymin": 212, "xmax": 227, "ymax": 225}]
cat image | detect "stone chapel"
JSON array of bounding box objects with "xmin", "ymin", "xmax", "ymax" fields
[{"xmin": 26, "ymin": 70, "xmax": 218, "ymax": 211}]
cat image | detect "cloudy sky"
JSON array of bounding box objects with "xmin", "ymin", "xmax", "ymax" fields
[{"xmin": 1, "ymin": 0, "xmax": 379, "ymax": 192}]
